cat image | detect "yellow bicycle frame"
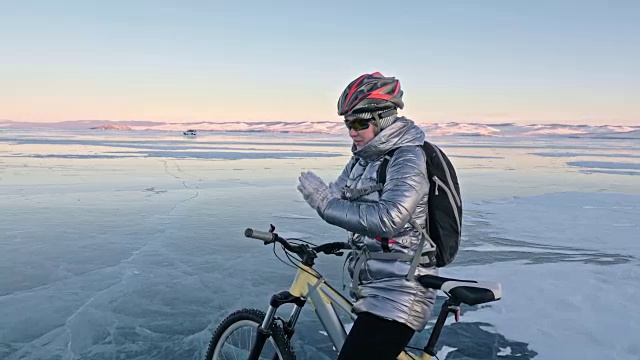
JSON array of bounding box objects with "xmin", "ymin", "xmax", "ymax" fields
[{"xmin": 288, "ymin": 264, "xmax": 432, "ymax": 360}]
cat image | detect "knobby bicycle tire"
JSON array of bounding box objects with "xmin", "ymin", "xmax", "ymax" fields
[{"xmin": 205, "ymin": 308, "xmax": 296, "ymax": 360}]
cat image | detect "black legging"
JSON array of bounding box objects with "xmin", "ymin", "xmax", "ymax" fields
[{"xmin": 336, "ymin": 312, "xmax": 415, "ymax": 360}]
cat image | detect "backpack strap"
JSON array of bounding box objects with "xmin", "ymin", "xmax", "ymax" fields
[
  {"xmin": 376, "ymin": 148, "xmax": 398, "ymax": 187},
  {"xmin": 351, "ymin": 249, "xmax": 435, "ymax": 295},
  {"xmin": 380, "ymin": 237, "xmax": 390, "ymax": 252},
  {"xmin": 348, "ymin": 156, "xmax": 358, "ymax": 174},
  {"xmin": 407, "ymin": 219, "xmax": 437, "ymax": 280},
  {"xmin": 376, "ymin": 148, "xmax": 398, "ymax": 252}
]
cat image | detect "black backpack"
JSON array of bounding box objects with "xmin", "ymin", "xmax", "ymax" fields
[{"xmin": 353, "ymin": 141, "xmax": 462, "ymax": 267}]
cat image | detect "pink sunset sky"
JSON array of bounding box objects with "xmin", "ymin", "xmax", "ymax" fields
[{"xmin": 2, "ymin": 1, "xmax": 638, "ymax": 126}]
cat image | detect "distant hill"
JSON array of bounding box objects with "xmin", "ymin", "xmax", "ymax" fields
[
  {"xmin": 90, "ymin": 124, "xmax": 132, "ymax": 130},
  {"xmin": 1, "ymin": 119, "xmax": 639, "ymax": 139}
]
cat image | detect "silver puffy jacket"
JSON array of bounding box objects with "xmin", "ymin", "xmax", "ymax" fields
[{"xmin": 319, "ymin": 116, "xmax": 438, "ymax": 331}]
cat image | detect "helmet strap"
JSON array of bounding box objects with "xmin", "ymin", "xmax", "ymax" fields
[
  {"xmin": 371, "ymin": 111, "xmax": 381, "ymax": 134},
  {"xmin": 370, "ymin": 109, "xmax": 397, "ymax": 134},
  {"xmin": 379, "ymin": 108, "xmax": 397, "ymax": 118}
]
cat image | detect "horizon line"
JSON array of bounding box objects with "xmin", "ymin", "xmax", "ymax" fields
[{"xmin": 2, "ymin": 119, "xmax": 639, "ymax": 127}]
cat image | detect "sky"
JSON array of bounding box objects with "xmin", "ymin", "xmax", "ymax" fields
[{"xmin": 1, "ymin": 0, "xmax": 639, "ymax": 125}]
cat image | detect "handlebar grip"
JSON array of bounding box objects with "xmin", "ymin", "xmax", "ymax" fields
[{"xmin": 244, "ymin": 228, "xmax": 276, "ymax": 242}]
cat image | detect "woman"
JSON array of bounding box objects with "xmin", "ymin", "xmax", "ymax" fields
[{"xmin": 297, "ymin": 72, "xmax": 438, "ymax": 360}]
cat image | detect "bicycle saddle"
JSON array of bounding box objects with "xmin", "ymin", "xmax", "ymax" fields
[{"xmin": 417, "ymin": 275, "xmax": 502, "ymax": 306}]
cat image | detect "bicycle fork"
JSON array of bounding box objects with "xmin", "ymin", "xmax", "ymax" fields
[{"xmin": 247, "ymin": 290, "xmax": 306, "ymax": 360}]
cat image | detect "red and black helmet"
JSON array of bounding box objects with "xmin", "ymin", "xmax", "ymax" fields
[{"xmin": 337, "ymin": 72, "xmax": 404, "ymax": 117}]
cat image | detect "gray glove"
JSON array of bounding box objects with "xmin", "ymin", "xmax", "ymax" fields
[
  {"xmin": 297, "ymin": 171, "xmax": 338, "ymax": 214},
  {"xmin": 328, "ymin": 181, "xmax": 344, "ymax": 199}
]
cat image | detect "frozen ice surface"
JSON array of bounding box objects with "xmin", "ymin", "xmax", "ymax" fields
[
  {"xmin": 448, "ymin": 192, "xmax": 640, "ymax": 360},
  {"xmin": 497, "ymin": 347, "xmax": 511, "ymax": 356},
  {"xmin": 1, "ymin": 129, "xmax": 639, "ymax": 359},
  {"xmin": 567, "ymin": 161, "xmax": 640, "ymax": 170},
  {"xmin": 531, "ymin": 151, "xmax": 640, "ymax": 159}
]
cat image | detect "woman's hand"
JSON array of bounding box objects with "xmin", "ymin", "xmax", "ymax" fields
[{"xmin": 297, "ymin": 171, "xmax": 339, "ymax": 214}]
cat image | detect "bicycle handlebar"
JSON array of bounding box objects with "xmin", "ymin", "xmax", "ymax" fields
[
  {"xmin": 245, "ymin": 227, "xmax": 305, "ymax": 254},
  {"xmin": 244, "ymin": 228, "xmax": 276, "ymax": 242},
  {"xmin": 244, "ymin": 227, "xmax": 350, "ymax": 258}
]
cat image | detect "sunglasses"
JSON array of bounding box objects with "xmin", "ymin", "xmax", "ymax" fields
[{"xmin": 344, "ymin": 118, "xmax": 371, "ymax": 131}]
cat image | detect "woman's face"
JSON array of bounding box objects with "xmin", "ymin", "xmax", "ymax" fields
[{"xmin": 345, "ymin": 118, "xmax": 377, "ymax": 149}]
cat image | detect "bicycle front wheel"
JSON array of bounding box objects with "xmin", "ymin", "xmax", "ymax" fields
[{"xmin": 205, "ymin": 308, "xmax": 296, "ymax": 360}]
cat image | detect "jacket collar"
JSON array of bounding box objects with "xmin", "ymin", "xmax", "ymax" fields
[{"xmin": 351, "ymin": 116, "xmax": 425, "ymax": 161}]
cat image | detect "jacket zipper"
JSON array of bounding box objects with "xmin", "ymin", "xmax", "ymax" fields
[
  {"xmin": 433, "ymin": 176, "xmax": 461, "ymax": 231},
  {"xmin": 432, "ymin": 146, "xmax": 461, "ymax": 207}
]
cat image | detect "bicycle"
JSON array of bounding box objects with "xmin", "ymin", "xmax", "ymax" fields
[{"xmin": 205, "ymin": 224, "xmax": 502, "ymax": 360}]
